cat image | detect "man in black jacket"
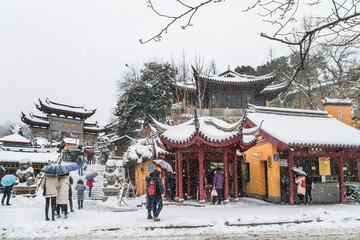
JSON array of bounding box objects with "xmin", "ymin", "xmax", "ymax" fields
[
  {"xmin": 1, "ymin": 184, "xmax": 13, "ymax": 206},
  {"xmin": 145, "ymin": 172, "xmax": 154, "ymax": 219},
  {"xmin": 151, "ymin": 170, "xmax": 164, "ymax": 221}
]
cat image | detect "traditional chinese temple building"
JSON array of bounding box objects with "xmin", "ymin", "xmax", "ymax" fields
[
  {"xmin": 21, "ymin": 98, "xmax": 106, "ymax": 148},
  {"xmin": 243, "ymin": 105, "xmax": 360, "ymax": 205},
  {"xmin": 151, "ymin": 113, "xmax": 260, "ymax": 203},
  {"xmin": 174, "ymin": 68, "xmax": 286, "ymax": 122}
]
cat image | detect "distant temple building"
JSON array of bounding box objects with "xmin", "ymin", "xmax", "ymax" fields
[
  {"xmin": 175, "ymin": 69, "xmax": 286, "ymax": 122},
  {"xmin": 21, "ymin": 98, "xmax": 106, "ymax": 148}
]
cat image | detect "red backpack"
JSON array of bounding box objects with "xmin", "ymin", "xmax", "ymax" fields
[
  {"xmin": 149, "ymin": 179, "xmax": 156, "ymax": 196},
  {"xmin": 301, "ymin": 180, "xmax": 306, "ymax": 188}
]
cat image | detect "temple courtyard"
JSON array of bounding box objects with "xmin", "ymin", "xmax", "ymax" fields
[{"xmin": 1, "ymin": 192, "xmax": 360, "ymax": 239}]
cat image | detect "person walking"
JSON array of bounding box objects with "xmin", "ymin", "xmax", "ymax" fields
[
  {"xmin": 41, "ymin": 174, "xmax": 58, "ymax": 221},
  {"xmin": 295, "ymin": 174, "xmax": 306, "ymax": 205},
  {"xmin": 68, "ymin": 176, "xmax": 74, "ymax": 212},
  {"xmin": 145, "ymin": 172, "xmax": 154, "ymax": 219},
  {"xmin": 305, "ymin": 175, "xmax": 313, "ymax": 204},
  {"xmin": 212, "ymin": 169, "xmax": 224, "ymax": 204},
  {"xmin": 75, "ymin": 179, "xmax": 86, "ymax": 210},
  {"xmin": 1, "ymin": 184, "xmax": 13, "ymax": 206},
  {"xmin": 150, "ymin": 170, "xmax": 164, "ymax": 222},
  {"xmin": 86, "ymin": 178, "xmax": 95, "ymax": 197},
  {"xmin": 166, "ymin": 172, "xmax": 175, "ymax": 201},
  {"xmin": 76, "ymin": 155, "xmax": 84, "ymax": 176},
  {"xmin": 56, "ymin": 173, "xmax": 70, "ymax": 218}
]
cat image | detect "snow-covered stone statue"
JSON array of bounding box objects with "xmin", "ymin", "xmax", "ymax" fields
[
  {"xmin": 103, "ymin": 160, "xmax": 121, "ymax": 187},
  {"xmin": 15, "ymin": 158, "xmax": 35, "ymax": 186},
  {"xmin": 102, "ymin": 160, "xmax": 123, "ymax": 201}
]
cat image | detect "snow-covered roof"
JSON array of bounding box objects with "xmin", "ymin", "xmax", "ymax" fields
[
  {"xmin": 260, "ymin": 81, "xmax": 287, "ymax": 94},
  {"xmin": 196, "ymin": 70, "xmax": 275, "ymax": 85},
  {"xmin": 246, "ymin": 105, "xmax": 360, "ymax": 148},
  {"xmin": 0, "ymin": 150, "xmax": 59, "ymax": 163},
  {"xmin": 40, "ymin": 98, "xmax": 96, "ymax": 114},
  {"xmin": 0, "ymin": 133, "xmax": 30, "ymax": 143},
  {"xmin": 63, "ymin": 138, "xmax": 79, "ymax": 145},
  {"xmin": 152, "ymin": 115, "xmax": 258, "ymax": 146},
  {"xmin": 321, "ymin": 97, "xmax": 353, "ymax": 106}
]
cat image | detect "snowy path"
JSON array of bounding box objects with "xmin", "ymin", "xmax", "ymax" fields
[{"xmin": 1, "ymin": 193, "xmax": 360, "ymax": 239}]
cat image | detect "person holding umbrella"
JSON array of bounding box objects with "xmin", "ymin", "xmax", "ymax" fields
[
  {"xmin": 40, "ymin": 174, "xmax": 58, "ymax": 221},
  {"xmin": 86, "ymin": 178, "xmax": 95, "ymax": 197},
  {"xmin": 56, "ymin": 173, "xmax": 70, "ymax": 218},
  {"xmin": 1, "ymin": 174, "xmax": 16, "ymax": 206},
  {"xmin": 295, "ymin": 173, "xmax": 306, "ymax": 205}
]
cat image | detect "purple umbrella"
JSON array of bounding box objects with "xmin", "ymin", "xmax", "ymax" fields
[{"xmin": 84, "ymin": 149, "xmax": 94, "ymax": 157}]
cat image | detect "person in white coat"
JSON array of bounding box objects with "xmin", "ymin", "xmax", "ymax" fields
[
  {"xmin": 56, "ymin": 173, "xmax": 70, "ymax": 218},
  {"xmin": 41, "ymin": 174, "xmax": 58, "ymax": 221}
]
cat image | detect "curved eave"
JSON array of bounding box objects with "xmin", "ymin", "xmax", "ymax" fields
[
  {"xmin": 84, "ymin": 128, "xmax": 105, "ymax": 134},
  {"xmin": 21, "ymin": 114, "xmax": 50, "ymax": 128},
  {"xmin": 160, "ymin": 133, "xmax": 245, "ymax": 148},
  {"xmin": 37, "ymin": 100, "xmax": 96, "ymax": 119},
  {"xmin": 260, "ymin": 86, "xmax": 287, "ymax": 101}
]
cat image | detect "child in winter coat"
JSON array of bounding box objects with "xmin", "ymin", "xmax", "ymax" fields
[
  {"xmin": 86, "ymin": 178, "xmax": 95, "ymax": 197},
  {"xmin": 75, "ymin": 179, "xmax": 86, "ymax": 210}
]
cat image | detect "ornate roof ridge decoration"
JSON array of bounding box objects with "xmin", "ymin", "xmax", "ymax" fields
[
  {"xmin": 36, "ymin": 98, "xmax": 97, "ymax": 120},
  {"xmin": 247, "ymin": 104, "xmax": 330, "ymax": 118},
  {"xmin": 21, "ymin": 112, "xmax": 50, "ymax": 128},
  {"xmin": 203, "ymin": 116, "xmax": 244, "ymax": 132}
]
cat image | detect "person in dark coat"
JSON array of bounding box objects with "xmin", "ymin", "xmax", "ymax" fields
[
  {"xmin": 212, "ymin": 169, "xmax": 224, "ymax": 204},
  {"xmin": 1, "ymin": 184, "xmax": 13, "ymax": 206},
  {"xmin": 75, "ymin": 179, "xmax": 86, "ymax": 210},
  {"xmin": 145, "ymin": 172, "xmax": 154, "ymax": 219},
  {"xmin": 76, "ymin": 155, "xmax": 84, "ymax": 176},
  {"xmin": 68, "ymin": 176, "xmax": 74, "ymax": 212},
  {"xmin": 86, "ymin": 178, "xmax": 95, "ymax": 197},
  {"xmin": 166, "ymin": 172, "xmax": 175, "ymax": 201},
  {"xmin": 305, "ymin": 175, "xmax": 313, "ymax": 204},
  {"xmin": 151, "ymin": 170, "xmax": 164, "ymax": 222}
]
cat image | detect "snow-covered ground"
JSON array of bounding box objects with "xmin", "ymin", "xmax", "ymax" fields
[{"xmin": 1, "ymin": 189, "xmax": 360, "ymax": 239}]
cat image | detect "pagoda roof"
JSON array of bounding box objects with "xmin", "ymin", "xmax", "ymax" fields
[
  {"xmin": 35, "ymin": 98, "xmax": 96, "ymax": 120},
  {"xmin": 0, "ymin": 133, "xmax": 30, "ymax": 144},
  {"xmin": 21, "ymin": 112, "xmax": 106, "ymax": 134},
  {"xmin": 195, "ymin": 69, "xmax": 276, "ymax": 86},
  {"xmin": 260, "ymin": 81, "xmax": 288, "ymax": 101},
  {"xmin": 245, "ymin": 105, "xmax": 360, "ymax": 150},
  {"xmin": 21, "ymin": 112, "xmax": 50, "ymax": 128},
  {"xmin": 151, "ymin": 114, "xmax": 260, "ymax": 148}
]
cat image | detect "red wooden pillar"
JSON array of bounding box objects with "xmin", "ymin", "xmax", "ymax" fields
[
  {"xmin": 338, "ymin": 156, "xmax": 345, "ymax": 204},
  {"xmin": 175, "ymin": 149, "xmax": 179, "ymax": 200},
  {"xmin": 288, "ymin": 151, "xmax": 294, "ymax": 206},
  {"xmin": 198, "ymin": 147, "xmax": 205, "ymax": 203},
  {"xmin": 187, "ymin": 161, "xmax": 191, "ymax": 198},
  {"xmin": 178, "ymin": 150, "xmax": 184, "ymax": 202},
  {"xmin": 223, "ymin": 148, "xmax": 229, "ymax": 203},
  {"xmin": 234, "ymin": 151, "xmax": 239, "ymax": 201}
]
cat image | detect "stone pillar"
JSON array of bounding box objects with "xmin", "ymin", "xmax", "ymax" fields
[
  {"xmin": 288, "ymin": 151, "xmax": 294, "ymax": 206},
  {"xmin": 178, "ymin": 150, "xmax": 184, "ymax": 202},
  {"xmin": 79, "ymin": 120, "xmax": 84, "ymax": 146},
  {"xmin": 234, "ymin": 152, "xmax": 239, "ymax": 201},
  {"xmin": 337, "ymin": 156, "xmax": 345, "ymax": 204},
  {"xmin": 198, "ymin": 147, "xmax": 205, "ymax": 203},
  {"xmin": 223, "ymin": 148, "xmax": 229, "ymax": 203}
]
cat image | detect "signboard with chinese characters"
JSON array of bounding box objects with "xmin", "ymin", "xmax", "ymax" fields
[
  {"xmin": 319, "ymin": 157, "xmax": 331, "ymax": 175},
  {"xmin": 50, "ymin": 116, "xmax": 82, "ymax": 134}
]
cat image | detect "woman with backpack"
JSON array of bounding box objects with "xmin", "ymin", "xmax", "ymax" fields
[{"xmin": 295, "ymin": 174, "xmax": 306, "ymax": 205}]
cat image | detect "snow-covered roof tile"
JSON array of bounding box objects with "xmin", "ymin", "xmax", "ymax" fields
[
  {"xmin": 246, "ymin": 105, "xmax": 360, "ymax": 147},
  {"xmin": 0, "ymin": 133, "xmax": 30, "ymax": 143},
  {"xmin": 197, "ymin": 70, "xmax": 275, "ymax": 85},
  {"xmin": 321, "ymin": 97, "xmax": 353, "ymax": 106}
]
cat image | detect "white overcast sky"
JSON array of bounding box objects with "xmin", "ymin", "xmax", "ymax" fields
[{"xmin": 0, "ymin": 0, "xmax": 323, "ymax": 126}]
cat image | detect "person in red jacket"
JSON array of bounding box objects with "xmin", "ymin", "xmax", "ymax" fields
[{"xmin": 86, "ymin": 178, "xmax": 95, "ymax": 197}]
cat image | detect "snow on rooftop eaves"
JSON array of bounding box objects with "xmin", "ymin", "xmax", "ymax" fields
[
  {"xmin": 37, "ymin": 98, "xmax": 96, "ymax": 117},
  {"xmin": 0, "ymin": 150, "xmax": 59, "ymax": 163},
  {"xmin": 260, "ymin": 82, "xmax": 287, "ymax": 93},
  {"xmin": 321, "ymin": 97, "xmax": 353, "ymax": 106},
  {"xmin": 0, "ymin": 133, "xmax": 30, "ymax": 143},
  {"xmin": 246, "ymin": 105, "xmax": 360, "ymax": 148},
  {"xmin": 197, "ymin": 71, "xmax": 275, "ymax": 85}
]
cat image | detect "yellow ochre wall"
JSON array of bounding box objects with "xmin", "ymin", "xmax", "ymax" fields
[
  {"xmin": 134, "ymin": 159, "xmax": 161, "ymax": 196},
  {"xmin": 324, "ymin": 105, "xmax": 353, "ymax": 126},
  {"xmin": 244, "ymin": 142, "xmax": 281, "ymax": 202}
]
